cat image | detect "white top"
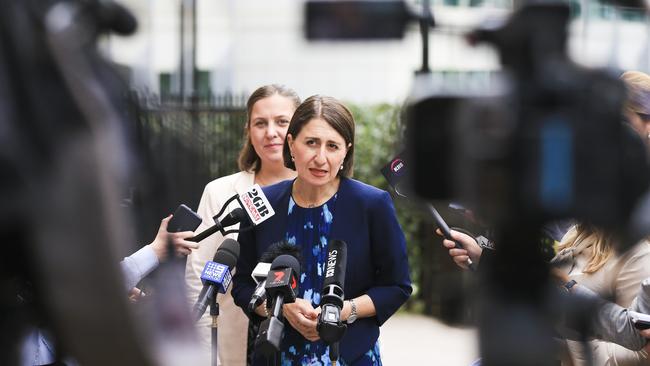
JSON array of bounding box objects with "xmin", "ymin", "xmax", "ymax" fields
[
  {"xmin": 184, "ymin": 170, "xmax": 255, "ymax": 366},
  {"xmin": 120, "ymin": 245, "xmax": 159, "ymax": 291}
]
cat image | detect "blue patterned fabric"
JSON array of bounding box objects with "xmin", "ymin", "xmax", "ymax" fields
[{"xmin": 281, "ymin": 194, "xmax": 381, "ymax": 366}]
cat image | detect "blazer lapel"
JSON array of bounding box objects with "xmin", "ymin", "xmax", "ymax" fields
[
  {"xmin": 259, "ymin": 180, "xmax": 292, "ymax": 247},
  {"xmin": 328, "ymin": 177, "xmax": 350, "ymax": 243},
  {"xmin": 233, "ymin": 171, "xmax": 255, "ymax": 196}
]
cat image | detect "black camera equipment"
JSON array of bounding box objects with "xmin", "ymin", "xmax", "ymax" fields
[
  {"xmin": 306, "ymin": 1, "xmax": 650, "ymax": 365},
  {"xmin": 405, "ymin": 3, "xmax": 650, "ymax": 365},
  {"xmin": 0, "ymin": 0, "xmax": 166, "ymax": 365}
]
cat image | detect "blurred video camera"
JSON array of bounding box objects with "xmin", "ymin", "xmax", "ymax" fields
[
  {"xmin": 306, "ymin": 0, "xmax": 649, "ymax": 249},
  {"xmin": 406, "ymin": 3, "xmax": 649, "ymax": 244}
]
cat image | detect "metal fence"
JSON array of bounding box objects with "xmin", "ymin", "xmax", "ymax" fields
[{"xmin": 133, "ymin": 92, "xmax": 248, "ymax": 217}]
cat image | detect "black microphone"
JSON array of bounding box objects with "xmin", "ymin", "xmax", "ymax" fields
[
  {"xmin": 255, "ymin": 254, "xmax": 300, "ymax": 357},
  {"xmin": 91, "ymin": 1, "xmax": 138, "ymax": 35},
  {"xmin": 190, "ymin": 184, "xmax": 276, "ymax": 243},
  {"xmin": 189, "ymin": 208, "xmax": 248, "ymax": 243},
  {"xmin": 381, "ymin": 154, "xmax": 476, "ymax": 271},
  {"xmin": 248, "ymin": 242, "xmax": 302, "ymax": 313},
  {"xmin": 193, "ymin": 239, "xmax": 240, "ymax": 321},
  {"xmin": 317, "ymin": 240, "xmax": 348, "ymax": 343}
]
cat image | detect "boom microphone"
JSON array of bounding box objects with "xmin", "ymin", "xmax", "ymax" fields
[
  {"xmin": 193, "ymin": 239, "xmax": 240, "ymax": 321},
  {"xmin": 381, "ymin": 154, "xmax": 476, "ymax": 271},
  {"xmin": 191, "ymin": 184, "xmax": 276, "ymax": 243},
  {"xmin": 318, "ymin": 240, "xmax": 348, "ymax": 343},
  {"xmin": 189, "ymin": 208, "xmax": 248, "ymax": 243},
  {"xmin": 93, "ymin": 1, "xmax": 138, "ymax": 35}
]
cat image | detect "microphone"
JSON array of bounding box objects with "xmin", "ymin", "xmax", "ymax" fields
[
  {"xmin": 193, "ymin": 239, "xmax": 240, "ymax": 321},
  {"xmin": 190, "ymin": 184, "xmax": 276, "ymax": 243},
  {"xmin": 91, "ymin": 1, "xmax": 138, "ymax": 35},
  {"xmin": 189, "ymin": 208, "xmax": 248, "ymax": 243},
  {"xmin": 236, "ymin": 184, "xmax": 275, "ymax": 226},
  {"xmin": 255, "ymin": 254, "xmax": 300, "ymax": 357},
  {"xmin": 317, "ymin": 240, "xmax": 348, "ymax": 344},
  {"xmin": 248, "ymin": 241, "xmax": 302, "ymax": 313},
  {"xmin": 381, "ymin": 154, "xmax": 476, "ymax": 271},
  {"xmin": 252, "ymin": 262, "xmax": 271, "ymax": 285}
]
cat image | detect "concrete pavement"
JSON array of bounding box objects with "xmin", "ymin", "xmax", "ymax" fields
[{"xmin": 379, "ymin": 314, "xmax": 479, "ymax": 365}]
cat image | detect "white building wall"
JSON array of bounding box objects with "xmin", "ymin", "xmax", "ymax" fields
[{"xmin": 107, "ymin": 0, "xmax": 650, "ymax": 104}]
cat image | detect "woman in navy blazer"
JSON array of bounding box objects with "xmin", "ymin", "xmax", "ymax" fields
[{"xmin": 232, "ymin": 95, "xmax": 412, "ymax": 365}]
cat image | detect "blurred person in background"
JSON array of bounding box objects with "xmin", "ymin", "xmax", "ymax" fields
[
  {"xmin": 621, "ymin": 71, "xmax": 650, "ymax": 152},
  {"xmin": 550, "ymin": 223, "xmax": 650, "ymax": 365},
  {"xmin": 232, "ymin": 95, "xmax": 412, "ymax": 365},
  {"xmin": 184, "ymin": 84, "xmax": 300, "ymax": 365},
  {"xmin": 442, "ymin": 224, "xmax": 650, "ymax": 365}
]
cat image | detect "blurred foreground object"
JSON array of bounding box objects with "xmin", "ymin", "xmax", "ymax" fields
[
  {"xmin": 0, "ymin": 1, "xmax": 197, "ymax": 365},
  {"xmin": 305, "ymin": 1, "xmax": 650, "ymax": 365}
]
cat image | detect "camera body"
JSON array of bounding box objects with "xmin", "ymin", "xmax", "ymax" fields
[{"xmin": 406, "ymin": 3, "xmax": 649, "ymax": 244}]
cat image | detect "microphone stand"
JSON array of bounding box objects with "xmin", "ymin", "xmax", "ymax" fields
[
  {"xmin": 317, "ymin": 303, "xmax": 347, "ymax": 365},
  {"xmin": 210, "ymin": 294, "xmax": 219, "ymax": 366},
  {"xmin": 329, "ymin": 342, "xmax": 340, "ymax": 366}
]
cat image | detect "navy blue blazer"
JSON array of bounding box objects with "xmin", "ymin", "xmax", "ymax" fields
[{"xmin": 232, "ymin": 177, "xmax": 412, "ymax": 363}]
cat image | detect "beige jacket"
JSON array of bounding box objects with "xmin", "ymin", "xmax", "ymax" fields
[
  {"xmin": 185, "ymin": 171, "xmax": 254, "ymax": 366},
  {"xmin": 555, "ymin": 237, "xmax": 650, "ymax": 366}
]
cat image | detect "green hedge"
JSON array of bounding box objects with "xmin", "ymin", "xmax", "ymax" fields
[{"xmin": 346, "ymin": 102, "xmax": 426, "ymax": 312}]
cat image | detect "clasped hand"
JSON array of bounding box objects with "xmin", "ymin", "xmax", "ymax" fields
[{"xmin": 282, "ymin": 298, "xmax": 321, "ymax": 342}]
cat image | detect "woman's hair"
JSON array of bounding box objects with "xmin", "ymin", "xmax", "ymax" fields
[
  {"xmin": 557, "ymin": 223, "xmax": 615, "ymax": 274},
  {"xmin": 620, "ymin": 71, "xmax": 650, "ymax": 117},
  {"xmin": 237, "ymin": 84, "xmax": 301, "ymax": 173},
  {"xmin": 282, "ymin": 95, "xmax": 355, "ymax": 177}
]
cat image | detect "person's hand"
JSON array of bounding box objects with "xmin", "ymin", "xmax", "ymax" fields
[
  {"xmin": 150, "ymin": 215, "xmax": 198, "ymax": 260},
  {"xmin": 128, "ymin": 287, "xmax": 146, "ymax": 303},
  {"xmin": 283, "ymin": 298, "xmax": 320, "ymax": 341},
  {"xmin": 640, "ymin": 329, "xmax": 650, "ymax": 353},
  {"xmin": 437, "ymin": 229, "xmax": 482, "ymax": 270},
  {"xmin": 550, "ymin": 267, "xmax": 570, "ymax": 286}
]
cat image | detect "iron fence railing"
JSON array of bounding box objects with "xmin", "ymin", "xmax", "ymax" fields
[{"xmin": 133, "ymin": 92, "xmax": 248, "ymax": 215}]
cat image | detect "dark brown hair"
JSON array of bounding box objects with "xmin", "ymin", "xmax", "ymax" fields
[
  {"xmin": 237, "ymin": 84, "xmax": 301, "ymax": 172},
  {"xmin": 283, "ymin": 95, "xmax": 355, "ymax": 177}
]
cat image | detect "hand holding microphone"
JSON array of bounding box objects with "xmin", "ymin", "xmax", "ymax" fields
[{"xmin": 437, "ymin": 228, "xmax": 482, "ymax": 270}]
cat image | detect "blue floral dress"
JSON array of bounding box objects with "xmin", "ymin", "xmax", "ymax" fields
[{"xmin": 280, "ymin": 193, "xmax": 382, "ymax": 366}]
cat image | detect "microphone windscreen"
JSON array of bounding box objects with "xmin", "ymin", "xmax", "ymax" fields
[
  {"xmin": 323, "ymin": 239, "xmax": 347, "ymax": 289},
  {"xmin": 270, "ymin": 254, "xmax": 300, "ymax": 275},
  {"xmin": 214, "ymin": 239, "xmax": 240, "ymax": 269},
  {"xmin": 260, "ymin": 240, "xmax": 301, "ymax": 264},
  {"xmin": 97, "ymin": 2, "xmax": 138, "ymax": 35}
]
